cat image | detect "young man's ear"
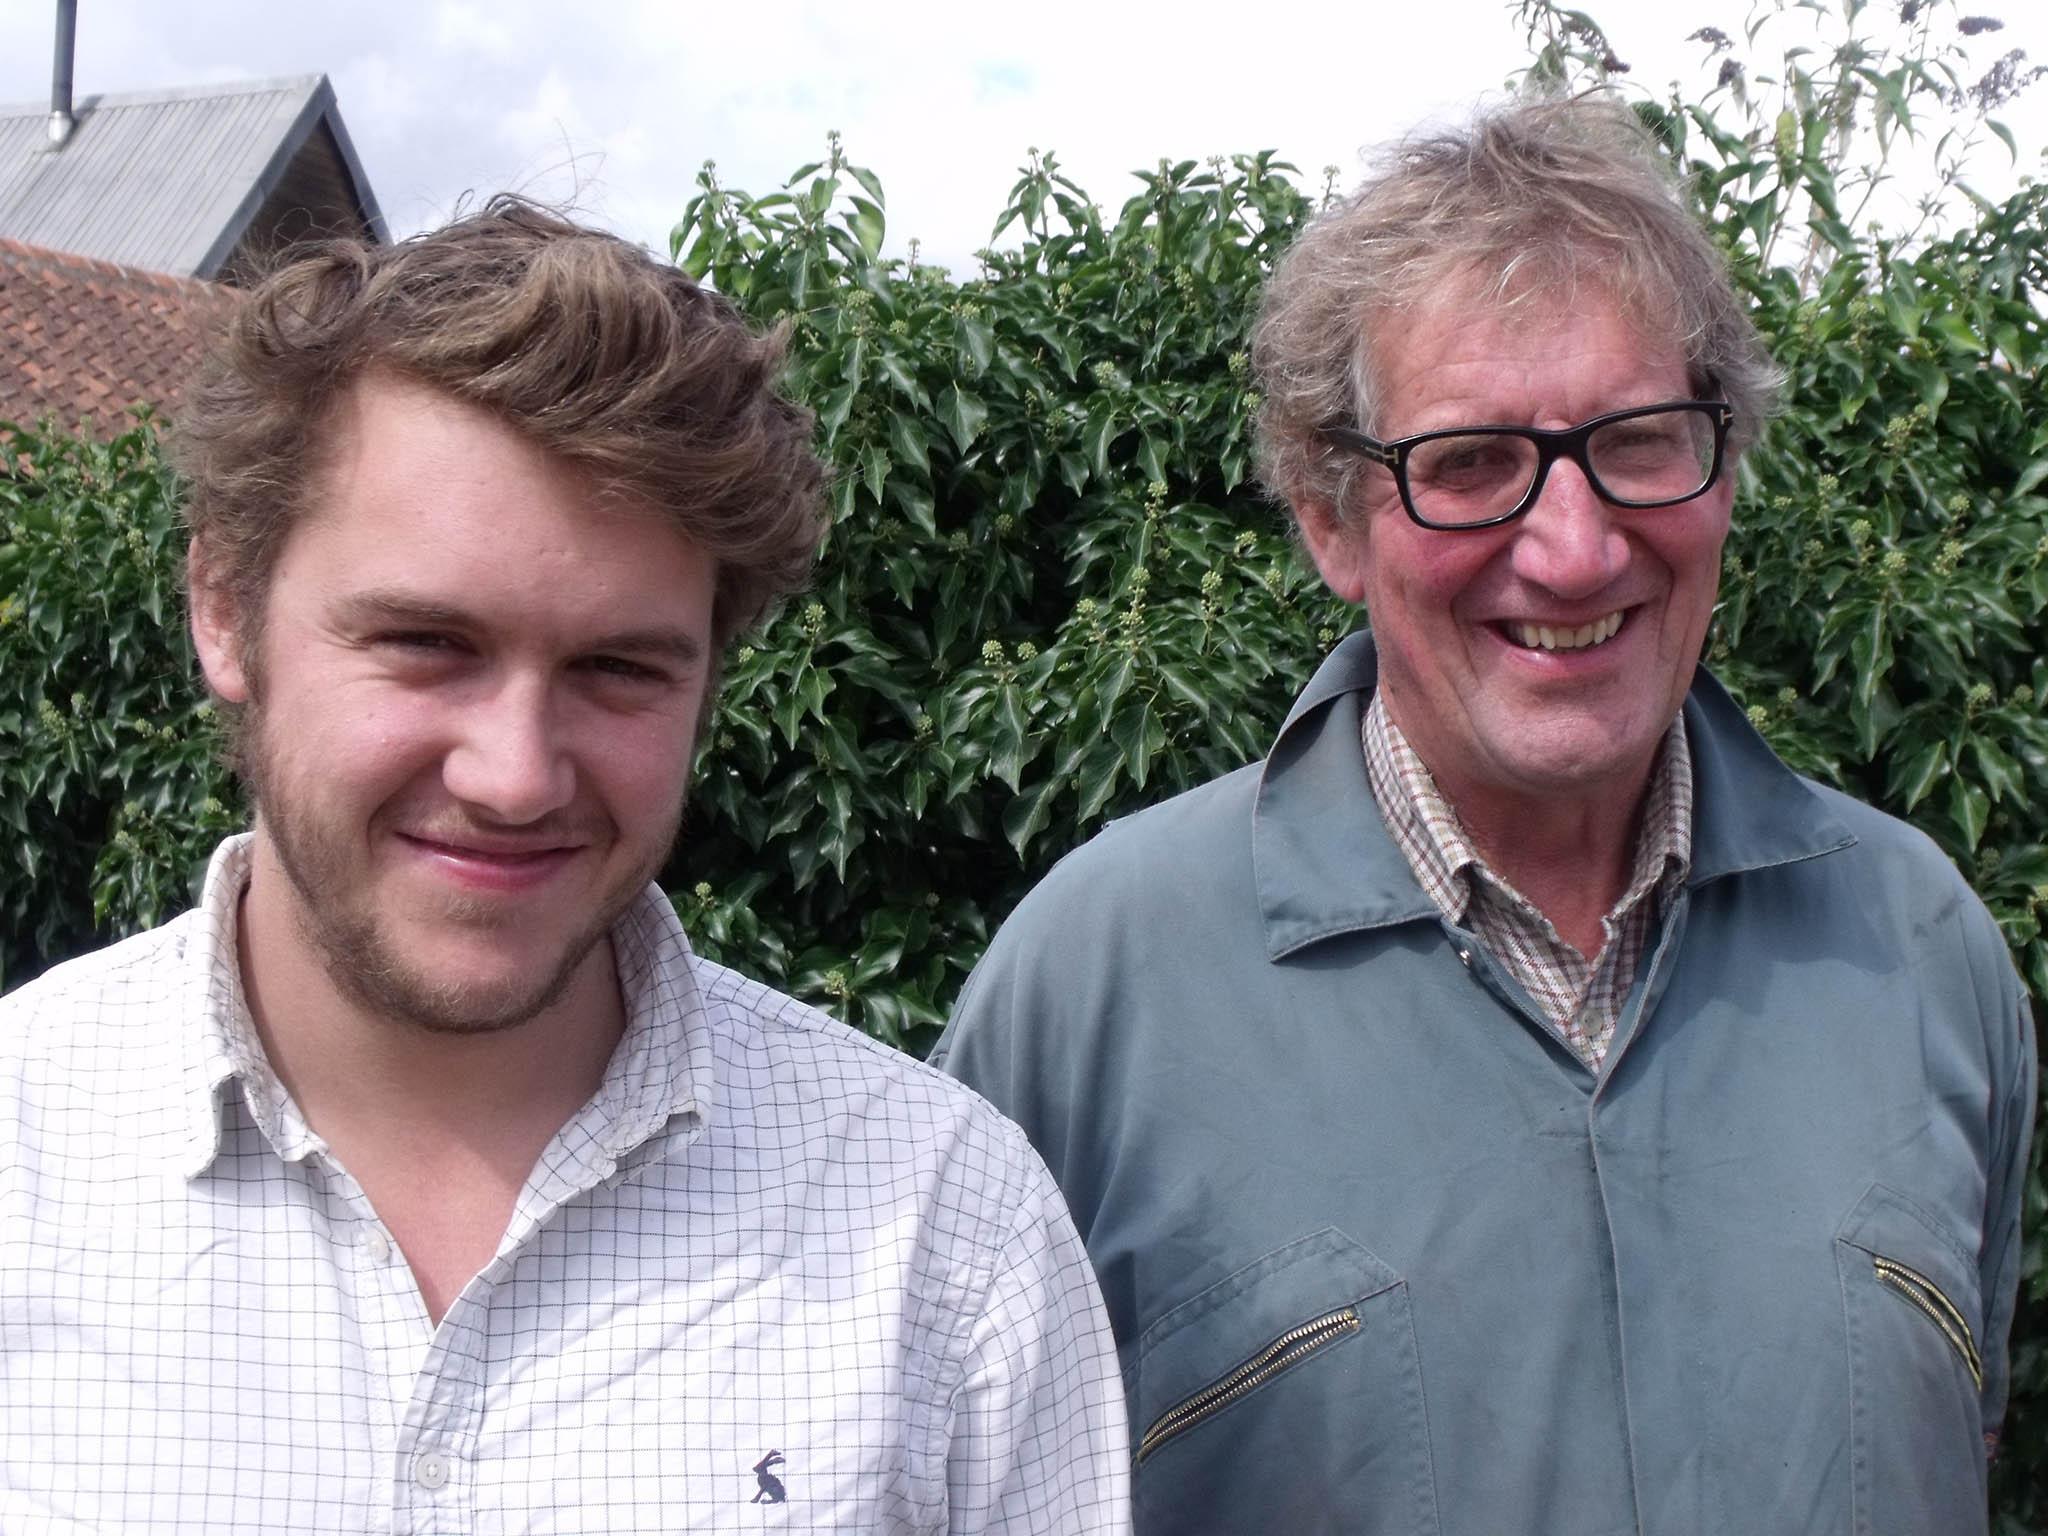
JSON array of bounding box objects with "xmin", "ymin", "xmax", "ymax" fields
[
  {"xmin": 1293, "ymin": 494, "xmax": 1371, "ymax": 606},
  {"xmin": 187, "ymin": 543, "xmax": 253, "ymax": 705}
]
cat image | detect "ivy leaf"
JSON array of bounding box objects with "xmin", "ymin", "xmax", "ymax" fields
[
  {"xmin": 1073, "ymin": 744, "xmax": 1123, "ymax": 822},
  {"xmin": 938, "ymin": 386, "xmax": 989, "ymax": 454},
  {"xmin": 888, "ymin": 480, "xmax": 937, "ymax": 538},
  {"xmin": 1111, "ymin": 701, "xmax": 1167, "ymax": 790},
  {"xmin": 876, "ymin": 353, "xmax": 927, "ymax": 409},
  {"xmin": 1849, "ymin": 604, "xmax": 1893, "ymax": 710},
  {"xmin": 845, "ymin": 163, "xmax": 887, "ymax": 207},
  {"xmin": 1082, "ymin": 403, "xmax": 1119, "ymax": 480},
  {"xmin": 1949, "ymin": 774, "xmax": 1990, "ymax": 852},
  {"xmin": 847, "ymin": 196, "xmax": 885, "ymax": 260},
  {"xmin": 988, "ymin": 685, "xmax": 1032, "ymax": 791},
  {"xmin": 860, "ymin": 445, "xmax": 889, "ymax": 505},
  {"xmin": 1002, "ymin": 776, "xmax": 1062, "ymax": 858},
  {"xmin": 886, "ymin": 411, "xmax": 930, "ymax": 476},
  {"xmin": 1973, "ymin": 738, "xmax": 2026, "ymax": 806},
  {"xmin": 1886, "ymin": 740, "xmax": 1947, "ymax": 812},
  {"xmin": 1136, "ymin": 434, "xmax": 1168, "ymax": 490},
  {"xmin": 954, "ymin": 316, "xmax": 995, "ymax": 378}
]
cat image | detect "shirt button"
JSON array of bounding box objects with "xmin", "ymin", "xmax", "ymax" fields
[
  {"xmin": 362, "ymin": 1228, "xmax": 392, "ymax": 1264},
  {"xmin": 414, "ymin": 1451, "xmax": 449, "ymax": 1490}
]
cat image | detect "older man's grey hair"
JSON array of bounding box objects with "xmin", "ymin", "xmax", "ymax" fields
[{"xmin": 1252, "ymin": 94, "xmax": 1782, "ymax": 525}]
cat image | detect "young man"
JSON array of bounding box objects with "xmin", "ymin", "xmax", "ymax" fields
[{"xmin": 0, "ymin": 200, "xmax": 1128, "ymax": 1533}]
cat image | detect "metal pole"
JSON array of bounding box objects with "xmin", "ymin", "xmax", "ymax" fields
[{"xmin": 48, "ymin": 0, "xmax": 78, "ymax": 148}]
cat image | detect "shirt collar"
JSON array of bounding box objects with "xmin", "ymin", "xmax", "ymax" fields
[
  {"xmin": 1361, "ymin": 692, "xmax": 1694, "ymax": 928},
  {"xmin": 1255, "ymin": 629, "xmax": 1852, "ymax": 961},
  {"xmin": 180, "ymin": 834, "xmax": 295, "ymax": 1177},
  {"xmin": 1360, "ymin": 692, "xmax": 1479, "ymax": 924},
  {"xmin": 567, "ymin": 882, "xmax": 718, "ymax": 1173},
  {"xmin": 178, "ymin": 833, "xmax": 715, "ymax": 1180}
]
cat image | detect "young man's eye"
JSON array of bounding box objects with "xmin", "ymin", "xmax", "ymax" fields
[{"xmin": 586, "ymin": 655, "xmax": 667, "ymax": 683}]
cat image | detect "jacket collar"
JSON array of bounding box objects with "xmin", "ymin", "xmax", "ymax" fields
[{"xmin": 1254, "ymin": 629, "xmax": 1855, "ymax": 961}]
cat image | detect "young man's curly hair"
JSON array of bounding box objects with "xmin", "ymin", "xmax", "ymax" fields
[{"xmin": 172, "ymin": 196, "xmax": 826, "ymax": 701}]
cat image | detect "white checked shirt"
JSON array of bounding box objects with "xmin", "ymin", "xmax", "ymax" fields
[{"xmin": 0, "ymin": 836, "xmax": 1130, "ymax": 1534}]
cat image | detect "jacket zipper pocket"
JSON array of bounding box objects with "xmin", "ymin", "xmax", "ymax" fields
[
  {"xmin": 1873, "ymin": 1256, "xmax": 1982, "ymax": 1391},
  {"xmin": 1137, "ymin": 1306, "xmax": 1361, "ymax": 1465}
]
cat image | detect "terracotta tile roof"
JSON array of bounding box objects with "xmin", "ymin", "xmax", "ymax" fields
[{"xmin": 0, "ymin": 237, "xmax": 238, "ymax": 437}]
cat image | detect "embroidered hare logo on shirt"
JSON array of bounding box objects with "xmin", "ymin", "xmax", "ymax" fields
[{"xmin": 751, "ymin": 1450, "xmax": 787, "ymax": 1504}]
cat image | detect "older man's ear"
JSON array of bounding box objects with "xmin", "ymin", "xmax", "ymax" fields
[{"xmin": 1293, "ymin": 495, "xmax": 1371, "ymax": 606}]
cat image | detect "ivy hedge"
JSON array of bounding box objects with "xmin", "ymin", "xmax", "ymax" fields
[{"xmin": 4, "ymin": 0, "xmax": 2046, "ymax": 1521}]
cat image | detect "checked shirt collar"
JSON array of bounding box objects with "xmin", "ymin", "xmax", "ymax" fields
[{"xmin": 1361, "ymin": 692, "xmax": 1693, "ymax": 1070}]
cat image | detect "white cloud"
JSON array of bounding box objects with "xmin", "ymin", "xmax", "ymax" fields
[
  {"xmin": 433, "ymin": 0, "xmax": 517, "ymax": 62},
  {"xmin": 2, "ymin": 0, "xmax": 2040, "ymax": 272}
]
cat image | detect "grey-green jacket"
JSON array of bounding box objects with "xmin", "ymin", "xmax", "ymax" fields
[{"xmin": 934, "ymin": 632, "xmax": 2034, "ymax": 1536}]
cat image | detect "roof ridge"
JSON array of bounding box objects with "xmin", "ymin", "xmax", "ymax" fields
[{"xmin": 0, "ymin": 74, "xmax": 325, "ymax": 118}]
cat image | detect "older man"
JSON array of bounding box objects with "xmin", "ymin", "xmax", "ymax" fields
[
  {"xmin": 935, "ymin": 99, "xmax": 2033, "ymax": 1533},
  {"xmin": 0, "ymin": 201, "xmax": 1128, "ymax": 1533}
]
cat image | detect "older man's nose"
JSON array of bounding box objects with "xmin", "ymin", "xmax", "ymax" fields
[
  {"xmin": 442, "ymin": 679, "xmax": 577, "ymax": 824},
  {"xmin": 1509, "ymin": 458, "xmax": 1632, "ymax": 599}
]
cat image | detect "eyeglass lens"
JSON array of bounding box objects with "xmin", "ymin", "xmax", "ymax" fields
[{"xmin": 1404, "ymin": 408, "xmax": 1719, "ymax": 526}]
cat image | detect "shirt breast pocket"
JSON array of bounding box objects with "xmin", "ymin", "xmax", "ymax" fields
[
  {"xmin": 1128, "ymin": 1227, "xmax": 1440, "ymax": 1535},
  {"xmin": 1834, "ymin": 1182, "xmax": 1988, "ymax": 1536}
]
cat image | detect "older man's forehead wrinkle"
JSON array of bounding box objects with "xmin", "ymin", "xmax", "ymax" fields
[{"xmin": 1369, "ymin": 308, "xmax": 1690, "ymax": 439}]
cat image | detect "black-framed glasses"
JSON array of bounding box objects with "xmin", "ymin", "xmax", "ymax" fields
[{"xmin": 1318, "ymin": 400, "xmax": 1735, "ymax": 531}]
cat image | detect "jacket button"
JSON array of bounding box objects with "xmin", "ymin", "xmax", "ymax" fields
[{"xmin": 1457, "ymin": 948, "xmax": 1473, "ymax": 967}]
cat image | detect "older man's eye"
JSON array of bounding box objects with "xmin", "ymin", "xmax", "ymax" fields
[
  {"xmin": 1593, "ymin": 420, "xmax": 1684, "ymax": 460},
  {"xmin": 1412, "ymin": 436, "xmax": 1531, "ymax": 490}
]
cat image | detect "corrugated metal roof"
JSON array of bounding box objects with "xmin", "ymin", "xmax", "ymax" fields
[{"xmin": 0, "ymin": 75, "xmax": 385, "ymax": 278}]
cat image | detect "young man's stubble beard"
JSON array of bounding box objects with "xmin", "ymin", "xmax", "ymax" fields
[{"xmin": 234, "ymin": 685, "xmax": 688, "ymax": 1038}]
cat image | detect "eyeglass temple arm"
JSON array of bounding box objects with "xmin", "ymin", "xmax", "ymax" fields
[{"xmin": 1320, "ymin": 424, "xmax": 1399, "ymax": 470}]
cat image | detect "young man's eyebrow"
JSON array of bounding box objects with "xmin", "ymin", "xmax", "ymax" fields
[
  {"xmin": 331, "ymin": 591, "xmax": 473, "ymax": 631},
  {"xmin": 331, "ymin": 591, "xmax": 705, "ymax": 665}
]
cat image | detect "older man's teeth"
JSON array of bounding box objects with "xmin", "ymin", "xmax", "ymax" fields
[{"xmin": 1510, "ymin": 611, "xmax": 1624, "ymax": 651}]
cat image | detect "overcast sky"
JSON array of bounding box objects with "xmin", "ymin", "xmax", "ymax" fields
[{"xmin": 4, "ymin": 0, "xmax": 2042, "ymax": 275}]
